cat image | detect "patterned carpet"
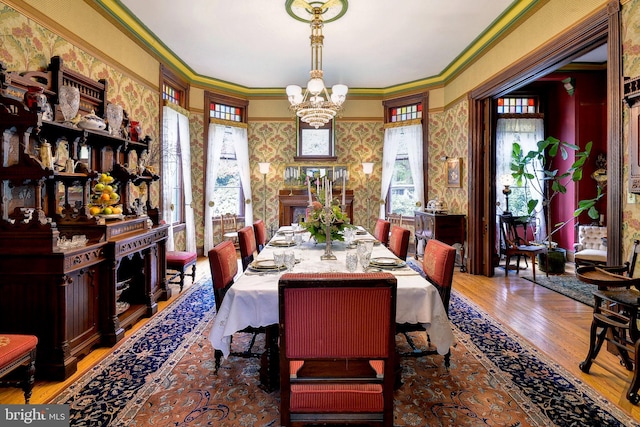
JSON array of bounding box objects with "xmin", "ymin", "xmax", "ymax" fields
[
  {"xmin": 521, "ymin": 273, "xmax": 596, "ymax": 307},
  {"xmin": 51, "ymin": 273, "xmax": 638, "ymax": 427}
]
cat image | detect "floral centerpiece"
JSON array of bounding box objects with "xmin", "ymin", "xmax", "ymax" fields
[{"xmin": 303, "ymin": 200, "xmax": 350, "ymax": 243}]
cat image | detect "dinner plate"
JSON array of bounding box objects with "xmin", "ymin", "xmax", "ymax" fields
[
  {"xmin": 249, "ymin": 259, "xmax": 281, "ymax": 271},
  {"xmin": 369, "ymin": 257, "xmax": 406, "ymax": 269},
  {"xmin": 269, "ymin": 240, "xmax": 296, "ymax": 247}
]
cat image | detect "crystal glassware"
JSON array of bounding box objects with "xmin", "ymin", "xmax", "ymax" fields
[
  {"xmin": 284, "ymin": 250, "xmax": 296, "ymax": 272},
  {"xmin": 273, "ymin": 250, "xmax": 285, "ymax": 271},
  {"xmin": 346, "ymin": 251, "xmax": 358, "ymax": 272},
  {"xmin": 58, "ymin": 85, "xmax": 80, "ymax": 123},
  {"xmin": 106, "ymin": 103, "xmax": 124, "ymax": 137}
]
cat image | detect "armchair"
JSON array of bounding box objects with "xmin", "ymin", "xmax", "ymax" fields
[
  {"xmin": 278, "ymin": 272, "xmax": 397, "ymax": 427},
  {"xmin": 574, "ymin": 225, "xmax": 607, "ymax": 267}
]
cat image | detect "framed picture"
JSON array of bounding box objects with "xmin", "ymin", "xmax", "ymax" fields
[
  {"xmin": 446, "ymin": 158, "xmax": 462, "ymax": 187},
  {"xmin": 295, "ymin": 118, "xmax": 336, "ymax": 161}
]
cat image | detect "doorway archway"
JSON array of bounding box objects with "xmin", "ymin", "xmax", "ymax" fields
[{"xmin": 467, "ymin": 2, "xmax": 622, "ymax": 276}]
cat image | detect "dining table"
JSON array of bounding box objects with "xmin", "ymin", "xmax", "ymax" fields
[{"xmin": 207, "ymin": 225, "xmax": 455, "ymax": 391}]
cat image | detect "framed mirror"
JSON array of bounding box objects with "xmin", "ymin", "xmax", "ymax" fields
[{"xmin": 294, "ymin": 118, "xmax": 336, "ymax": 161}]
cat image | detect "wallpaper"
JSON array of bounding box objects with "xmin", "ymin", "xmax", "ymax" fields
[
  {"xmin": 429, "ymin": 100, "xmax": 469, "ymax": 215},
  {"xmin": 622, "ymin": 0, "xmax": 640, "ymax": 256},
  {"xmin": 248, "ymin": 121, "xmax": 385, "ymax": 235}
]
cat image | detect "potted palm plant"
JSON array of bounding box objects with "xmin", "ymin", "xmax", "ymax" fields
[{"xmin": 510, "ymin": 136, "xmax": 603, "ymax": 273}]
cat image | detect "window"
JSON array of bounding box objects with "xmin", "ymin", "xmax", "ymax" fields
[
  {"xmin": 160, "ymin": 65, "xmax": 188, "ymax": 225},
  {"xmin": 204, "ymin": 93, "xmax": 249, "ymax": 219},
  {"xmin": 382, "ymin": 94, "xmax": 427, "ymax": 218},
  {"xmin": 212, "ymin": 128, "xmax": 242, "ymax": 216}
]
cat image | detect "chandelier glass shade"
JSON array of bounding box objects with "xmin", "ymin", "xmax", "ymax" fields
[{"xmin": 286, "ymin": 6, "xmax": 348, "ymax": 128}]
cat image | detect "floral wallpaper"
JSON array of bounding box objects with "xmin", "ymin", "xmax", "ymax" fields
[
  {"xmin": 248, "ymin": 121, "xmax": 384, "ymax": 235},
  {"xmin": 622, "ymin": 0, "xmax": 640, "ymax": 258},
  {"xmin": 429, "ymin": 99, "xmax": 469, "ymax": 215}
]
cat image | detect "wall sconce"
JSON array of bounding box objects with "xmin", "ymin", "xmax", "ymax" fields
[
  {"xmin": 362, "ymin": 162, "xmax": 374, "ymax": 175},
  {"xmin": 500, "ymin": 174, "xmax": 515, "ymax": 214},
  {"xmin": 562, "ymin": 77, "xmax": 575, "ymax": 96},
  {"xmin": 259, "ymin": 162, "xmax": 270, "ymax": 221}
]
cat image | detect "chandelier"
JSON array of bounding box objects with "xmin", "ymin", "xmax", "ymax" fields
[{"xmin": 286, "ymin": 5, "xmax": 348, "ymax": 129}]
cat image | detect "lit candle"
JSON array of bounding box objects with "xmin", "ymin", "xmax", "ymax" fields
[
  {"xmin": 307, "ymin": 177, "xmax": 312, "ymax": 206},
  {"xmin": 342, "ymin": 174, "xmax": 346, "ymax": 206}
]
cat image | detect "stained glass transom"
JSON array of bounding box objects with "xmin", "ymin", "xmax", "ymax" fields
[
  {"xmin": 497, "ymin": 97, "xmax": 536, "ymax": 114},
  {"xmin": 390, "ymin": 103, "xmax": 422, "ymax": 122},
  {"xmin": 210, "ymin": 102, "xmax": 243, "ymax": 122},
  {"xmin": 162, "ymin": 83, "xmax": 181, "ymax": 105}
]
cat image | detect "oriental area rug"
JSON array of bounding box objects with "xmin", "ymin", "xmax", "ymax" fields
[
  {"xmin": 522, "ymin": 273, "xmax": 596, "ymax": 307},
  {"xmin": 50, "ymin": 275, "xmax": 638, "ymax": 427}
]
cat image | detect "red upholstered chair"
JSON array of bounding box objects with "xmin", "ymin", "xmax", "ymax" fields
[
  {"xmin": 238, "ymin": 226, "xmax": 258, "ymax": 271},
  {"xmin": 279, "ymin": 272, "xmax": 397, "ymax": 427},
  {"xmin": 397, "ymin": 239, "xmax": 456, "ymax": 365},
  {"xmin": 253, "ymin": 219, "xmax": 268, "ymax": 253},
  {"xmin": 166, "ymin": 250, "xmax": 197, "ymax": 291},
  {"xmin": 373, "ymin": 219, "xmax": 391, "ymax": 247},
  {"xmin": 208, "ymin": 240, "xmax": 262, "ymax": 372},
  {"xmin": 388, "ymin": 225, "xmax": 411, "ymax": 261},
  {"xmin": 0, "ymin": 334, "xmax": 38, "ymax": 403}
]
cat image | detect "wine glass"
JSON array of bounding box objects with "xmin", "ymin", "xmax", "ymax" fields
[
  {"xmin": 273, "ymin": 250, "xmax": 285, "ymax": 272},
  {"xmin": 284, "ymin": 250, "xmax": 296, "ymax": 272},
  {"xmin": 284, "ymin": 231, "xmax": 294, "ymax": 246},
  {"xmin": 359, "ymin": 252, "xmax": 371, "ymax": 272}
]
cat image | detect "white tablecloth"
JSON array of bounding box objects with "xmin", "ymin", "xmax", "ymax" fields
[{"xmin": 207, "ymin": 227, "xmax": 455, "ymax": 358}]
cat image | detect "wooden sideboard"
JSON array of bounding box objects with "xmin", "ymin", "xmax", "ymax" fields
[
  {"xmin": 278, "ymin": 189, "xmax": 354, "ymax": 226},
  {"xmin": 0, "ymin": 57, "xmax": 168, "ymax": 380},
  {"xmin": 414, "ymin": 211, "xmax": 466, "ymax": 272}
]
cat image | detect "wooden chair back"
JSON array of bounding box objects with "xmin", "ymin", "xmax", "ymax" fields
[
  {"xmin": 373, "ymin": 219, "xmax": 391, "ymax": 246},
  {"xmin": 387, "ymin": 213, "xmax": 403, "ymax": 227},
  {"xmin": 278, "ymin": 272, "xmax": 397, "ymax": 427},
  {"xmin": 208, "ymin": 240, "xmax": 238, "ymax": 310},
  {"xmin": 238, "ymin": 226, "xmax": 258, "ymax": 271},
  {"xmin": 253, "ymin": 219, "xmax": 267, "ymax": 252},
  {"xmin": 220, "ymin": 213, "xmax": 238, "ymax": 244},
  {"xmin": 388, "ymin": 225, "xmax": 411, "ymax": 260},
  {"xmin": 422, "ymin": 239, "xmax": 457, "ymax": 314}
]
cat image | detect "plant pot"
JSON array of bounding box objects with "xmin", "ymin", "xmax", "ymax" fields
[{"xmin": 538, "ymin": 248, "xmax": 566, "ymax": 275}]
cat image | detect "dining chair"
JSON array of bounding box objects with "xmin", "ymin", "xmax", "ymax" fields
[
  {"xmin": 388, "ymin": 225, "xmax": 410, "ymax": 260},
  {"xmin": 220, "ymin": 213, "xmax": 239, "ymax": 247},
  {"xmin": 397, "ymin": 239, "xmax": 456, "ymax": 366},
  {"xmin": 208, "ymin": 240, "xmax": 262, "ymax": 373},
  {"xmin": 238, "ymin": 226, "xmax": 258, "ymax": 271},
  {"xmin": 500, "ymin": 213, "xmax": 547, "ymax": 281},
  {"xmin": 0, "ymin": 334, "xmax": 38, "ymax": 403},
  {"xmin": 278, "ymin": 272, "xmax": 397, "ymax": 427},
  {"xmin": 253, "ymin": 219, "xmax": 268, "ymax": 253},
  {"xmin": 373, "ymin": 218, "xmax": 391, "ymax": 247}
]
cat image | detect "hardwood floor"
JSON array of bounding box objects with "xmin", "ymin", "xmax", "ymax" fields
[{"xmin": 1, "ymin": 258, "xmax": 639, "ymax": 421}]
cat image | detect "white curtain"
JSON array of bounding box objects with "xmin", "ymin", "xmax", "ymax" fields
[
  {"xmin": 162, "ymin": 106, "xmax": 195, "ymax": 252},
  {"xmin": 404, "ymin": 124, "xmax": 424, "ymax": 211},
  {"xmin": 496, "ymin": 118, "xmax": 545, "ymax": 240},
  {"xmin": 161, "ymin": 108, "xmax": 176, "ymax": 250},
  {"xmin": 177, "ymin": 112, "xmax": 196, "ymax": 253},
  {"xmin": 203, "ymin": 124, "xmax": 226, "ymax": 253},
  {"xmin": 232, "ymin": 126, "xmax": 253, "ymax": 227},
  {"xmin": 379, "ymin": 127, "xmax": 402, "ymax": 218},
  {"xmin": 380, "ymin": 125, "xmax": 422, "ymax": 218}
]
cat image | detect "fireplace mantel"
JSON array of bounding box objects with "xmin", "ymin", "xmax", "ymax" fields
[{"xmin": 278, "ymin": 189, "xmax": 354, "ymax": 226}]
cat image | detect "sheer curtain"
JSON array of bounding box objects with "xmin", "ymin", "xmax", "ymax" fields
[
  {"xmin": 162, "ymin": 106, "xmax": 195, "ymax": 252},
  {"xmin": 177, "ymin": 112, "xmax": 195, "ymax": 253},
  {"xmin": 404, "ymin": 124, "xmax": 424, "ymax": 212},
  {"xmin": 231, "ymin": 126, "xmax": 253, "ymax": 227},
  {"xmin": 380, "ymin": 125, "xmax": 423, "ymax": 218},
  {"xmin": 379, "ymin": 127, "xmax": 402, "ymax": 219},
  {"xmin": 203, "ymin": 124, "xmax": 226, "ymax": 253},
  {"xmin": 496, "ymin": 118, "xmax": 545, "ymax": 240},
  {"xmin": 161, "ymin": 108, "xmax": 177, "ymax": 250}
]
